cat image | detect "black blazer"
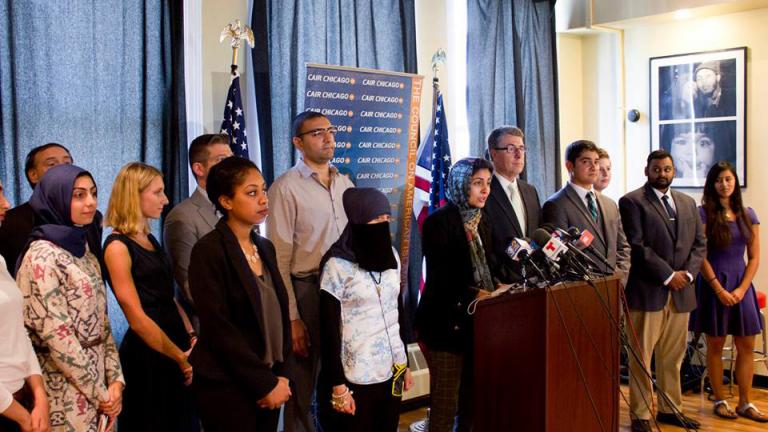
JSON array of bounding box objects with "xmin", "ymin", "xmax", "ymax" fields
[
  {"xmin": 188, "ymin": 220, "xmax": 292, "ymax": 399},
  {"xmin": 618, "ymin": 184, "xmax": 706, "ymax": 313},
  {"xmin": 482, "ymin": 176, "xmax": 541, "ymax": 281},
  {"xmin": 414, "ymin": 204, "xmax": 497, "ymax": 353}
]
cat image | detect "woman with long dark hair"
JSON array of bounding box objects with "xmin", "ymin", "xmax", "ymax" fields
[
  {"xmin": 414, "ymin": 157, "xmax": 496, "ymax": 432},
  {"xmin": 690, "ymin": 161, "xmax": 766, "ymax": 422},
  {"xmin": 187, "ymin": 157, "xmax": 292, "ymax": 431}
]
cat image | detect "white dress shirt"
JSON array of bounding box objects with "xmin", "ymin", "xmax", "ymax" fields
[{"xmin": 495, "ymin": 173, "xmax": 527, "ymax": 236}]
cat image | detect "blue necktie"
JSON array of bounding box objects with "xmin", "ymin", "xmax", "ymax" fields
[{"xmin": 662, "ymin": 195, "xmax": 677, "ymax": 220}]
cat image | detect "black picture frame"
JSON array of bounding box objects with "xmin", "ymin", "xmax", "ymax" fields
[{"xmin": 649, "ymin": 47, "xmax": 747, "ymax": 187}]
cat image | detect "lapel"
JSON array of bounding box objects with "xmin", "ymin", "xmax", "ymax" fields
[
  {"xmin": 563, "ymin": 184, "xmax": 606, "ymax": 248},
  {"xmin": 191, "ymin": 188, "xmax": 219, "ymax": 230},
  {"xmin": 216, "ymin": 221, "xmax": 266, "ymax": 336},
  {"xmin": 489, "ymin": 177, "xmax": 523, "ymax": 238},
  {"xmin": 643, "ymin": 183, "xmax": 677, "ymax": 241}
]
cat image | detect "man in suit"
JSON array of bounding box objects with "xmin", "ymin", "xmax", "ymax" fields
[
  {"xmin": 482, "ymin": 126, "xmax": 541, "ymax": 282},
  {"xmin": 619, "ymin": 150, "xmax": 706, "ymax": 431},
  {"xmin": 543, "ymin": 140, "xmax": 630, "ymax": 280},
  {"xmin": 164, "ymin": 133, "xmax": 233, "ymax": 329},
  {"xmin": 0, "ymin": 143, "xmax": 73, "ymax": 276}
]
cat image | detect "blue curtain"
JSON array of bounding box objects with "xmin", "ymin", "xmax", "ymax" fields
[
  {"xmin": 0, "ymin": 0, "xmax": 187, "ymax": 342},
  {"xmin": 467, "ymin": 0, "xmax": 560, "ymax": 197},
  {"xmin": 251, "ymin": 0, "xmax": 417, "ymax": 183}
]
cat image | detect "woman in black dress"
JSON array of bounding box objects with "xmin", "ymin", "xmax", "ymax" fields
[
  {"xmin": 104, "ymin": 162, "xmax": 197, "ymax": 431},
  {"xmin": 188, "ymin": 156, "xmax": 292, "ymax": 431}
]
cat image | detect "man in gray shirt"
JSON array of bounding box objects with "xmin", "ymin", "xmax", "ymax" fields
[{"xmin": 267, "ymin": 111, "xmax": 354, "ymax": 432}]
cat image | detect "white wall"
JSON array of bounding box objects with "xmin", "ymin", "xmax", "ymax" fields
[
  {"xmin": 201, "ymin": 0, "xmax": 250, "ymax": 134},
  {"xmin": 559, "ymin": 7, "xmax": 768, "ymax": 375}
]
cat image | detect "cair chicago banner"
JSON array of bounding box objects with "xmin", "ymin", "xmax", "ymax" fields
[{"xmin": 303, "ymin": 64, "xmax": 423, "ymax": 282}]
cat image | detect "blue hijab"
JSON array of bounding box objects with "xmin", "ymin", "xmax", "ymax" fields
[{"xmin": 19, "ymin": 165, "xmax": 103, "ymax": 269}]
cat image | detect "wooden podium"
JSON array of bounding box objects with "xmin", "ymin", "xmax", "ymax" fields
[{"xmin": 473, "ymin": 276, "xmax": 621, "ymax": 432}]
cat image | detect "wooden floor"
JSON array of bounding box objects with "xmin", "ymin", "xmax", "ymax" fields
[{"xmin": 398, "ymin": 385, "xmax": 768, "ymax": 431}]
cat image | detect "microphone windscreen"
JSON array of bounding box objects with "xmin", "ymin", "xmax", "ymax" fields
[{"xmin": 531, "ymin": 228, "xmax": 552, "ymax": 248}]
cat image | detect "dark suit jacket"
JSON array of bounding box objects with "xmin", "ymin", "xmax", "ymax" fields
[
  {"xmin": 618, "ymin": 183, "xmax": 706, "ymax": 313},
  {"xmin": 482, "ymin": 176, "xmax": 541, "ymax": 282},
  {"xmin": 188, "ymin": 220, "xmax": 292, "ymax": 400},
  {"xmin": 414, "ymin": 204, "xmax": 497, "ymax": 353},
  {"xmin": 542, "ymin": 184, "xmax": 631, "ymax": 281},
  {"xmin": 0, "ymin": 202, "xmax": 34, "ymax": 277}
]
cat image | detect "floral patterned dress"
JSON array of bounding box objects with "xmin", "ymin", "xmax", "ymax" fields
[{"xmin": 16, "ymin": 240, "xmax": 124, "ymax": 432}]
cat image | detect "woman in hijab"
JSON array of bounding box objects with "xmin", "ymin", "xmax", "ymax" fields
[
  {"xmin": 15, "ymin": 165, "xmax": 124, "ymax": 432},
  {"xmin": 414, "ymin": 157, "xmax": 497, "ymax": 432},
  {"xmin": 318, "ymin": 188, "xmax": 412, "ymax": 432}
]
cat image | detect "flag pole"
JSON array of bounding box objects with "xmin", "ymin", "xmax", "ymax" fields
[{"xmin": 430, "ymin": 48, "xmax": 446, "ymax": 124}]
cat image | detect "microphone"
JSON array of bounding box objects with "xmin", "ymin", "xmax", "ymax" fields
[
  {"xmin": 542, "ymin": 224, "xmax": 605, "ymax": 275},
  {"xmin": 505, "ymin": 238, "xmax": 548, "ymax": 283},
  {"xmin": 566, "ymin": 226, "xmax": 614, "ymax": 272},
  {"xmin": 531, "ymin": 228, "xmax": 591, "ymax": 280}
]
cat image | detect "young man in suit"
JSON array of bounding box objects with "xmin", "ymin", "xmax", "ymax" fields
[
  {"xmin": 619, "ymin": 150, "xmax": 706, "ymax": 432},
  {"xmin": 542, "ymin": 140, "xmax": 630, "ymax": 280},
  {"xmin": 164, "ymin": 133, "xmax": 233, "ymax": 329},
  {"xmin": 482, "ymin": 126, "xmax": 541, "ymax": 281},
  {"xmin": 0, "ymin": 143, "xmax": 73, "ymax": 276}
]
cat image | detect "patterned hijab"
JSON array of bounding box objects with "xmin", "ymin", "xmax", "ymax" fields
[{"xmin": 445, "ymin": 158, "xmax": 495, "ymax": 291}]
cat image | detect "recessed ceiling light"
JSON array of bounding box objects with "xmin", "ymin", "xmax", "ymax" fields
[{"xmin": 674, "ymin": 9, "xmax": 692, "ymax": 20}]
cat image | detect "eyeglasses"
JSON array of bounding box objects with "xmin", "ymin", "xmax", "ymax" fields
[
  {"xmin": 493, "ymin": 145, "xmax": 526, "ymax": 154},
  {"xmin": 297, "ymin": 126, "xmax": 338, "ymax": 138}
]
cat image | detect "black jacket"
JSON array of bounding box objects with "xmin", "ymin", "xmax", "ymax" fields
[
  {"xmin": 188, "ymin": 220, "xmax": 292, "ymax": 399},
  {"xmin": 414, "ymin": 204, "xmax": 497, "ymax": 353}
]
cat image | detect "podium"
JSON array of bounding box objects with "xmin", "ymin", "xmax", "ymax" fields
[{"xmin": 473, "ymin": 277, "xmax": 621, "ymax": 432}]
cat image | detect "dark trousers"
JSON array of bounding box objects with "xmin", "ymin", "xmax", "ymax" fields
[
  {"xmin": 284, "ymin": 276, "xmax": 322, "ymax": 432},
  {"xmin": 318, "ymin": 377, "xmax": 401, "ymax": 432},
  {"xmin": 193, "ymin": 377, "xmax": 279, "ymax": 432},
  {"xmin": 424, "ymin": 349, "xmax": 474, "ymax": 432}
]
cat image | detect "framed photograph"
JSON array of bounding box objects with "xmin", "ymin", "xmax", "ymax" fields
[{"xmin": 650, "ymin": 47, "xmax": 746, "ymax": 187}]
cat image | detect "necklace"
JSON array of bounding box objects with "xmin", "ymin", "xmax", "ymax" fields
[{"xmin": 242, "ymin": 241, "xmax": 260, "ymax": 265}]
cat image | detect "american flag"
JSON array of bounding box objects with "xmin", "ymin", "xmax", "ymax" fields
[
  {"xmin": 413, "ymin": 91, "xmax": 452, "ymax": 230},
  {"xmin": 220, "ymin": 74, "xmax": 249, "ymax": 158}
]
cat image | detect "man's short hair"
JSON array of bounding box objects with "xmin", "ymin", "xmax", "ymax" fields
[
  {"xmin": 24, "ymin": 143, "xmax": 72, "ymax": 187},
  {"xmin": 596, "ymin": 147, "xmax": 610, "ymax": 159},
  {"xmin": 564, "ymin": 140, "xmax": 599, "ymax": 164},
  {"xmin": 487, "ymin": 126, "xmax": 525, "ymax": 154},
  {"xmin": 647, "ymin": 149, "xmax": 674, "ymax": 167},
  {"xmin": 291, "ymin": 111, "xmax": 328, "ymax": 138},
  {"xmin": 188, "ymin": 134, "xmax": 229, "ymax": 169}
]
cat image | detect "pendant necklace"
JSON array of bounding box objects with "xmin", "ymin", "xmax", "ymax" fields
[{"xmin": 242, "ymin": 241, "xmax": 260, "ymax": 265}]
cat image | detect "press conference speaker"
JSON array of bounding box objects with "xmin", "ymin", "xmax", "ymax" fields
[{"xmin": 542, "ymin": 140, "xmax": 630, "ymax": 284}]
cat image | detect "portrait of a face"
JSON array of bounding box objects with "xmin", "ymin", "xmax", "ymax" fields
[{"xmin": 669, "ymin": 131, "xmax": 715, "ymax": 180}]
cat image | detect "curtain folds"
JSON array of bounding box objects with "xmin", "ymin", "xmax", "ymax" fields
[
  {"xmin": 0, "ymin": 0, "xmax": 187, "ymax": 211},
  {"xmin": 251, "ymin": 0, "xmax": 417, "ymax": 184},
  {"xmin": 466, "ymin": 0, "xmax": 560, "ymax": 197}
]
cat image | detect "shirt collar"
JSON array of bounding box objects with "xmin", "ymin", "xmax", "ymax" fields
[
  {"xmin": 569, "ymin": 181, "xmax": 594, "ymax": 200},
  {"xmin": 651, "ymin": 186, "xmax": 670, "ymax": 201},
  {"xmin": 296, "ymin": 158, "xmax": 338, "ymax": 179},
  {"xmin": 494, "ymin": 173, "xmax": 517, "ymax": 191}
]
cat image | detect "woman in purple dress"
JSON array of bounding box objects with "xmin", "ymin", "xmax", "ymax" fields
[{"xmin": 690, "ymin": 161, "xmax": 766, "ymax": 422}]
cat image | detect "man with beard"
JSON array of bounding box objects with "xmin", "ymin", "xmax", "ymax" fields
[{"xmin": 618, "ymin": 150, "xmax": 706, "ymax": 432}]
